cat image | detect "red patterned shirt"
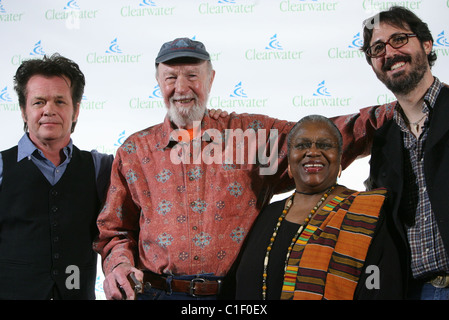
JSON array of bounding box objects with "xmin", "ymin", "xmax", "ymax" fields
[{"xmin": 94, "ymin": 113, "xmax": 295, "ymax": 276}]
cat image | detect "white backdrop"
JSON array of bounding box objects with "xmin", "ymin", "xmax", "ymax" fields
[{"xmin": 1, "ymin": 0, "xmax": 448, "ymax": 299}]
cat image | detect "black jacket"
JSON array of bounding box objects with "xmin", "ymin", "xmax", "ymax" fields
[{"xmin": 356, "ymin": 86, "xmax": 449, "ymax": 299}]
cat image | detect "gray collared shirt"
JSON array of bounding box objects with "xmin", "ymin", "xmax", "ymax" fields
[{"xmin": 393, "ymin": 77, "xmax": 449, "ymax": 279}]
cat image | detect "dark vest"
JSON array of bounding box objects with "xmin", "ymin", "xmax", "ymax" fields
[
  {"xmin": 0, "ymin": 146, "xmax": 100, "ymax": 299},
  {"xmin": 357, "ymin": 86, "xmax": 449, "ymax": 299}
]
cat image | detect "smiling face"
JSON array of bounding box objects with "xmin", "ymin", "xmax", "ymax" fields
[
  {"xmin": 22, "ymin": 75, "xmax": 79, "ymax": 148},
  {"xmin": 156, "ymin": 59, "xmax": 215, "ymax": 129},
  {"xmin": 369, "ymin": 22, "xmax": 433, "ymax": 96},
  {"xmin": 288, "ymin": 121, "xmax": 341, "ymax": 193}
]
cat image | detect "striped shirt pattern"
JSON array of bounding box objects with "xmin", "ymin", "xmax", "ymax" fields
[{"xmin": 281, "ymin": 189, "xmax": 386, "ymax": 300}]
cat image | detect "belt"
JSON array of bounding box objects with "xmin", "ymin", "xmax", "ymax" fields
[
  {"xmin": 140, "ymin": 272, "xmax": 222, "ymax": 297},
  {"xmin": 427, "ymin": 274, "xmax": 449, "ymax": 288}
]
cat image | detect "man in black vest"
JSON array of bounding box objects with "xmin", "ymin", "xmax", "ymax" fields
[
  {"xmin": 333, "ymin": 6, "xmax": 449, "ymax": 299},
  {"xmin": 0, "ymin": 54, "xmax": 113, "ymax": 299}
]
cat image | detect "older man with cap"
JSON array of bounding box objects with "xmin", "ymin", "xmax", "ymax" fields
[{"xmin": 94, "ymin": 38, "xmax": 295, "ymax": 300}]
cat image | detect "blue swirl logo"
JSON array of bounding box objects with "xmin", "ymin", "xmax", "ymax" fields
[
  {"xmin": 219, "ymin": 0, "xmax": 236, "ymax": 3},
  {"xmin": 434, "ymin": 31, "xmax": 449, "ymax": 47},
  {"xmin": 106, "ymin": 38, "xmax": 122, "ymax": 54},
  {"xmin": 30, "ymin": 40, "xmax": 45, "ymax": 56},
  {"xmin": 0, "ymin": 0, "xmax": 6, "ymax": 14},
  {"xmin": 348, "ymin": 32, "xmax": 363, "ymax": 49},
  {"xmin": 149, "ymin": 84, "xmax": 162, "ymax": 99},
  {"xmin": 265, "ymin": 34, "xmax": 283, "ymax": 50},
  {"xmin": 139, "ymin": 0, "xmax": 156, "ymax": 6},
  {"xmin": 0, "ymin": 87, "xmax": 13, "ymax": 102},
  {"xmin": 313, "ymin": 81, "xmax": 331, "ymax": 97},
  {"xmin": 64, "ymin": 0, "xmax": 80, "ymax": 10},
  {"xmin": 114, "ymin": 130, "xmax": 126, "ymax": 147},
  {"xmin": 230, "ymin": 82, "xmax": 248, "ymax": 98}
]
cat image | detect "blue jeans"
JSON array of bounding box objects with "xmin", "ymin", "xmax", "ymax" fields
[
  {"xmin": 136, "ymin": 274, "xmax": 220, "ymax": 301},
  {"xmin": 408, "ymin": 282, "xmax": 449, "ymax": 300}
]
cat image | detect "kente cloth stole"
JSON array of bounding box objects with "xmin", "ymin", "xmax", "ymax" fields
[{"xmin": 281, "ymin": 188, "xmax": 387, "ymax": 300}]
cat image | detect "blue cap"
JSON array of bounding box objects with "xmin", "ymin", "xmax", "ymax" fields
[{"xmin": 155, "ymin": 38, "xmax": 210, "ymax": 63}]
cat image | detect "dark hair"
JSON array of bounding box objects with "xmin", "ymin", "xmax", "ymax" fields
[
  {"xmin": 287, "ymin": 114, "xmax": 343, "ymax": 155},
  {"xmin": 13, "ymin": 53, "xmax": 85, "ymax": 132},
  {"xmin": 361, "ymin": 6, "xmax": 437, "ymax": 67}
]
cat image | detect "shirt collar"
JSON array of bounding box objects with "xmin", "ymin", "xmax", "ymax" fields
[{"xmin": 17, "ymin": 133, "xmax": 73, "ymax": 162}]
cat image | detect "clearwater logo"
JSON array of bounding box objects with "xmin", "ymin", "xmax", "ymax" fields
[
  {"xmin": 0, "ymin": 87, "xmax": 12, "ymax": 102},
  {"xmin": 209, "ymin": 82, "xmax": 268, "ymax": 109},
  {"xmin": 199, "ymin": 0, "xmax": 256, "ymax": 15},
  {"xmin": 246, "ymin": 34, "xmax": 303, "ymax": 61},
  {"xmin": 95, "ymin": 130, "xmax": 125, "ymax": 155},
  {"xmin": 106, "ymin": 38, "xmax": 122, "ymax": 54},
  {"xmin": 313, "ymin": 81, "xmax": 331, "ymax": 97},
  {"xmin": 30, "ymin": 40, "xmax": 46, "ymax": 56},
  {"xmin": 121, "ymin": 0, "xmax": 175, "ymax": 17},
  {"xmin": 279, "ymin": 0, "xmax": 339, "ymax": 13},
  {"xmin": 115, "ymin": 131, "xmax": 127, "ymax": 147},
  {"xmin": 86, "ymin": 38, "xmax": 142, "ymax": 64},
  {"xmin": 292, "ymin": 81, "xmax": 352, "ymax": 107},
  {"xmin": 434, "ymin": 31, "xmax": 449, "ymax": 57},
  {"xmin": 362, "ymin": 0, "xmax": 422, "ymax": 12},
  {"xmin": 0, "ymin": 0, "xmax": 24, "ymax": 22},
  {"xmin": 10, "ymin": 41, "xmax": 45, "ymax": 66},
  {"xmin": 45, "ymin": 0, "xmax": 99, "ymax": 23},
  {"xmin": 129, "ymin": 84, "xmax": 165, "ymax": 109},
  {"xmin": 0, "ymin": 86, "xmax": 19, "ymax": 111},
  {"xmin": 230, "ymin": 82, "xmax": 247, "ymax": 98},
  {"xmin": 80, "ymin": 95, "xmax": 107, "ymax": 111},
  {"xmin": 64, "ymin": 0, "xmax": 79, "ymax": 10},
  {"xmin": 328, "ymin": 32, "xmax": 365, "ymax": 59}
]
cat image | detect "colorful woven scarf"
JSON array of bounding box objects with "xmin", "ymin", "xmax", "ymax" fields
[{"xmin": 281, "ymin": 188, "xmax": 387, "ymax": 300}]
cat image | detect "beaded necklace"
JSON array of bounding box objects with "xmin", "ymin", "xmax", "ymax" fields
[{"xmin": 261, "ymin": 184, "xmax": 336, "ymax": 300}]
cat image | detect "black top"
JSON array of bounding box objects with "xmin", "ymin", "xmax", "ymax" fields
[{"xmin": 236, "ymin": 198, "xmax": 299, "ymax": 300}]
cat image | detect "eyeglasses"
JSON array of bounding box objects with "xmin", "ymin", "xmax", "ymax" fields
[
  {"xmin": 366, "ymin": 33, "xmax": 417, "ymax": 58},
  {"xmin": 294, "ymin": 140, "xmax": 337, "ymax": 151}
]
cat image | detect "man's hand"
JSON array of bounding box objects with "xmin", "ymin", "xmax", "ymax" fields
[
  {"xmin": 208, "ymin": 108, "xmax": 230, "ymax": 119},
  {"xmin": 103, "ymin": 263, "xmax": 143, "ymax": 300}
]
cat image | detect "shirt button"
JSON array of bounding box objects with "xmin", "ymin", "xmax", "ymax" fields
[
  {"xmin": 192, "ymin": 226, "xmax": 197, "ymax": 230},
  {"xmin": 194, "ymin": 256, "xmax": 199, "ymax": 260}
]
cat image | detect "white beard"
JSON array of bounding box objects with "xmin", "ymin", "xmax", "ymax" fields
[{"xmin": 167, "ymin": 96, "xmax": 207, "ymax": 128}]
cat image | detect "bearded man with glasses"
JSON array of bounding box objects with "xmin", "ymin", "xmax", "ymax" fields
[{"xmin": 332, "ymin": 6, "xmax": 449, "ymax": 299}]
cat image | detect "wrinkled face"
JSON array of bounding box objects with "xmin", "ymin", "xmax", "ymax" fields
[
  {"xmin": 288, "ymin": 121, "xmax": 341, "ymax": 193},
  {"xmin": 369, "ymin": 22, "xmax": 432, "ymax": 95},
  {"xmin": 22, "ymin": 75, "xmax": 78, "ymax": 147},
  {"xmin": 156, "ymin": 60, "xmax": 215, "ymax": 128}
]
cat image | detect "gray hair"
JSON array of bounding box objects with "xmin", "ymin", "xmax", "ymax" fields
[{"xmin": 287, "ymin": 114, "xmax": 343, "ymax": 155}]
